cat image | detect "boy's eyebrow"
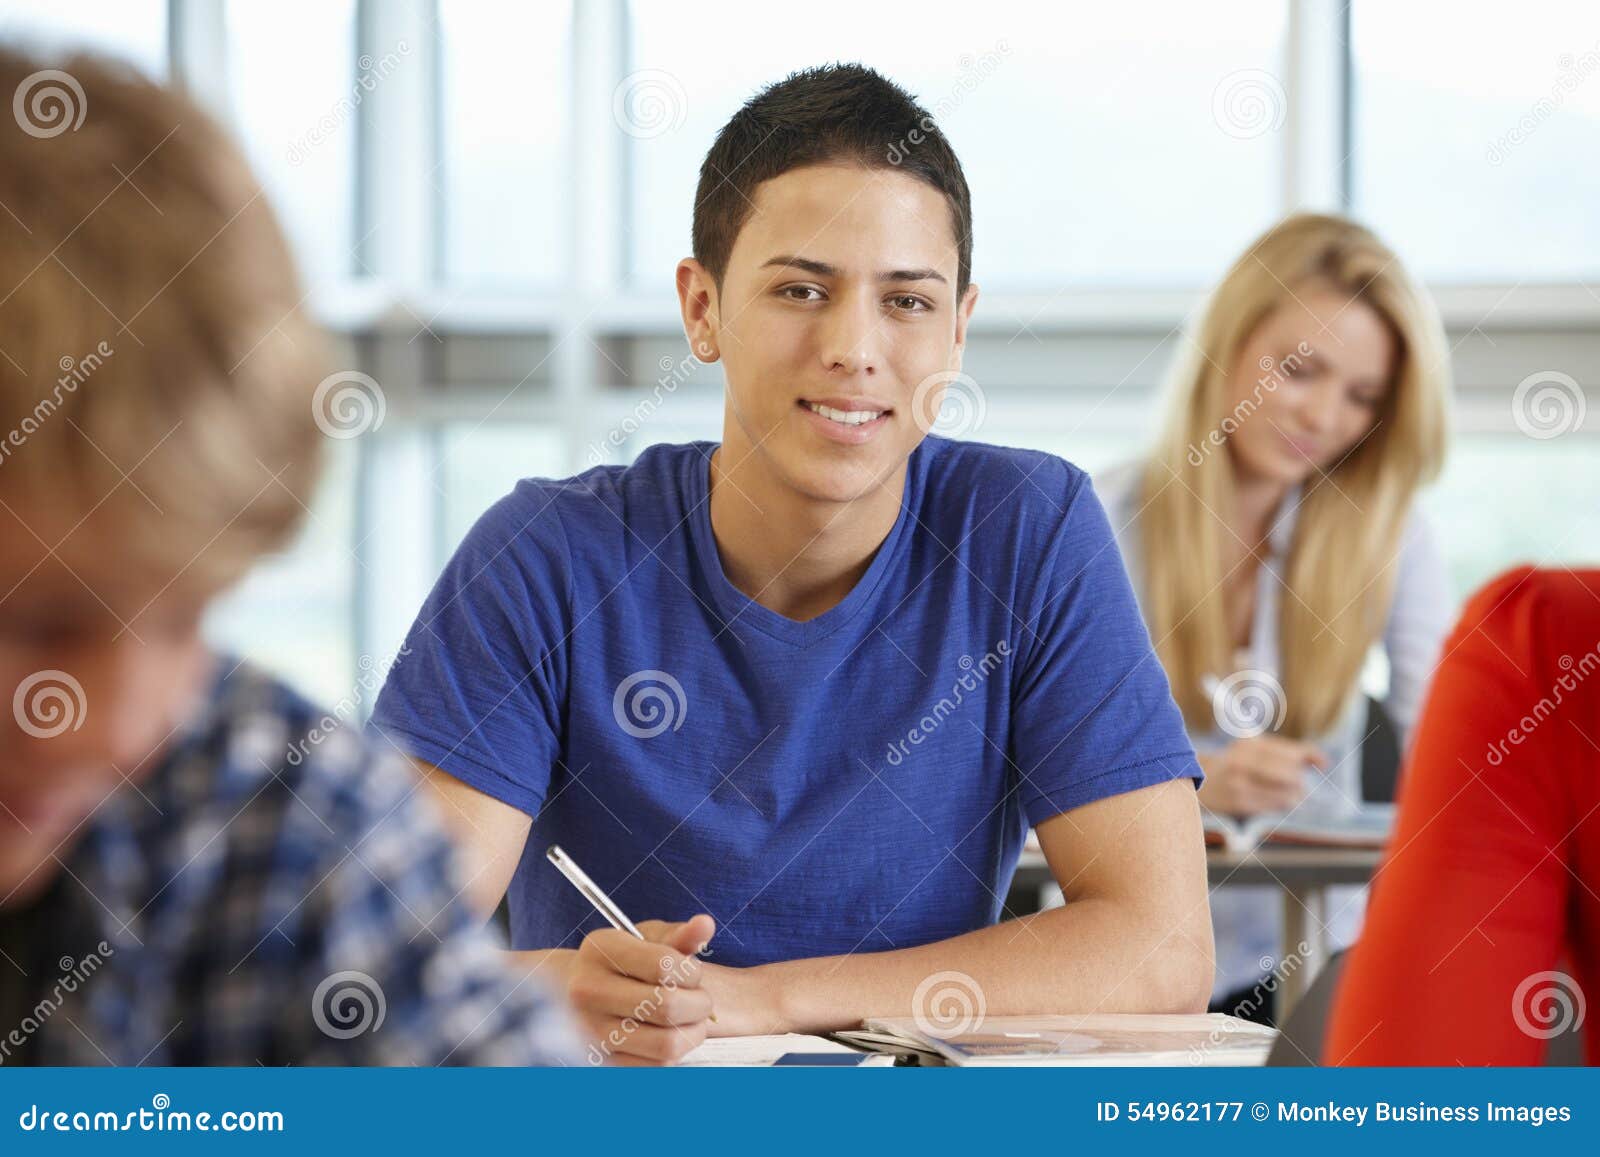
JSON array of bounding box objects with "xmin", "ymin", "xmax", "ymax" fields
[{"xmin": 760, "ymin": 255, "xmax": 947, "ymax": 284}]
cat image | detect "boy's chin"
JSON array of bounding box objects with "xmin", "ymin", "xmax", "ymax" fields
[
  {"xmin": 784, "ymin": 441, "xmax": 909, "ymax": 502},
  {"xmin": 791, "ymin": 462, "xmax": 890, "ymax": 505}
]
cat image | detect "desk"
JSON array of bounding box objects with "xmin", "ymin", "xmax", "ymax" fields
[
  {"xmin": 683, "ymin": 1015, "xmax": 1274, "ymax": 1066},
  {"xmin": 1012, "ymin": 845, "xmax": 1382, "ymax": 1017}
]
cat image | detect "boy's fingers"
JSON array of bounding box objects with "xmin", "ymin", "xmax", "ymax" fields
[
  {"xmin": 587, "ymin": 1018, "xmax": 708, "ymax": 1065},
  {"xmin": 578, "ymin": 927, "xmax": 699, "ymax": 985},
  {"xmin": 669, "ymin": 913, "xmax": 715, "ymax": 955},
  {"xmin": 568, "ymin": 968, "xmax": 714, "ymax": 1026},
  {"xmin": 637, "ymin": 913, "xmax": 715, "ymax": 954}
]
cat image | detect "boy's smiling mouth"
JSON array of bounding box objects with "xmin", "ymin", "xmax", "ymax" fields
[{"xmin": 796, "ymin": 395, "xmax": 894, "ymax": 442}]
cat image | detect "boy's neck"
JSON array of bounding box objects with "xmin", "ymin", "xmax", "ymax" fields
[{"xmin": 706, "ymin": 443, "xmax": 907, "ymax": 623}]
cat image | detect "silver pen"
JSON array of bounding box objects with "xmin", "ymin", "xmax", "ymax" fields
[
  {"xmin": 545, "ymin": 844, "xmax": 716, "ymax": 1021},
  {"xmin": 546, "ymin": 844, "xmax": 641, "ymax": 937}
]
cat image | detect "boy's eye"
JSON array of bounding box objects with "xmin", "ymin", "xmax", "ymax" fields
[
  {"xmin": 780, "ymin": 285, "xmax": 824, "ymax": 302},
  {"xmin": 888, "ymin": 294, "xmax": 931, "ymax": 312}
]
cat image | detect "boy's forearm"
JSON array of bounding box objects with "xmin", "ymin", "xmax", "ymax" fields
[
  {"xmin": 753, "ymin": 898, "xmax": 1213, "ymax": 1035},
  {"xmin": 506, "ymin": 947, "xmax": 580, "ymax": 993}
]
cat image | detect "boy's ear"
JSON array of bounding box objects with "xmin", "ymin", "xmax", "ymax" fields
[
  {"xmin": 675, "ymin": 258, "xmax": 722, "ymax": 364},
  {"xmin": 952, "ymin": 281, "xmax": 980, "ymax": 361}
]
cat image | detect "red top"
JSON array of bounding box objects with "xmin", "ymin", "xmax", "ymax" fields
[{"xmin": 1327, "ymin": 566, "xmax": 1600, "ymax": 1065}]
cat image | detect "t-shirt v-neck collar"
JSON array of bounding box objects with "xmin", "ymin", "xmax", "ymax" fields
[{"xmin": 683, "ymin": 441, "xmax": 914, "ymax": 648}]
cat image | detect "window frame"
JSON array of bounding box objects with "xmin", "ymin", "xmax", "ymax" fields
[{"xmin": 99, "ymin": 0, "xmax": 1600, "ymax": 691}]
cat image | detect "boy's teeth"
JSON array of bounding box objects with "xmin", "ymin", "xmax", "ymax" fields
[{"xmin": 803, "ymin": 401, "xmax": 884, "ymax": 425}]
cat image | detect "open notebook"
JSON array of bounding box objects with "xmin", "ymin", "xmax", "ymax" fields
[
  {"xmin": 1203, "ymin": 801, "xmax": 1395, "ymax": 853},
  {"xmin": 681, "ymin": 1033, "xmax": 895, "ymax": 1066},
  {"xmin": 679, "ymin": 1015, "xmax": 1274, "ymax": 1067},
  {"xmin": 841, "ymin": 1013, "xmax": 1276, "ymax": 1066}
]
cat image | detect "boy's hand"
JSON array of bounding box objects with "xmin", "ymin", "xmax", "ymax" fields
[{"xmin": 568, "ymin": 914, "xmax": 716, "ymax": 1065}]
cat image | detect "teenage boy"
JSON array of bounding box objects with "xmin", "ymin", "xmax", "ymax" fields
[
  {"xmin": 0, "ymin": 50, "xmax": 581, "ymax": 1066},
  {"xmin": 373, "ymin": 64, "xmax": 1213, "ymax": 1064}
]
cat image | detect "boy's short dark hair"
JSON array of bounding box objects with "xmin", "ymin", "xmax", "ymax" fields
[{"xmin": 691, "ymin": 63, "xmax": 973, "ymax": 298}]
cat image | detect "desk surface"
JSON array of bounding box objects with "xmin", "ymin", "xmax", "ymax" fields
[
  {"xmin": 1203, "ymin": 846, "xmax": 1382, "ymax": 887},
  {"xmin": 683, "ymin": 1016, "xmax": 1276, "ymax": 1067},
  {"xmin": 1014, "ymin": 845, "xmax": 1382, "ymax": 890}
]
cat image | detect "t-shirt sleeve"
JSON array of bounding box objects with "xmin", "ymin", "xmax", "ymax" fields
[
  {"xmin": 369, "ymin": 481, "xmax": 572, "ymax": 817},
  {"xmin": 1009, "ymin": 471, "xmax": 1202, "ymax": 825}
]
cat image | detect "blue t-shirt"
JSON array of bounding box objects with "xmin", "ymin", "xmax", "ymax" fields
[{"xmin": 370, "ymin": 436, "xmax": 1199, "ymax": 966}]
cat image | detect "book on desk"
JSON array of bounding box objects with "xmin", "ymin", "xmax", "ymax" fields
[
  {"xmin": 1202, "ymin": 801, "xmax": 1395, "ymax": 854},
  {"xmin": 683, "ymin": 1014, "xmax": 1276, "ymax": 1066}
]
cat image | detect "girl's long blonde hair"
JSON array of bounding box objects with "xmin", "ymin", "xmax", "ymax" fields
[{"xmin": 1139, "ymin": 213, "xmax": 1450, "ymax": 738}]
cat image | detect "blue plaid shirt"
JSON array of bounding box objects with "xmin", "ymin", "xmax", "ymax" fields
[{"xmin": 5, "ymin": 657, "xmax": 584, "ymax": 1066}]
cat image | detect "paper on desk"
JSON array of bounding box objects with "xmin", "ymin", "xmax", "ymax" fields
[
  {"xmin": 862, "ymin": 1013, "xmax": 1276, "ymax": 1066},
  {"xmin": 679, "ymin": 1033, "xmax": 865, "ymax": 1066}
]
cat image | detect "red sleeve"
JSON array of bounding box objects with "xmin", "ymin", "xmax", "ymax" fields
[{"xmin": 1325, "ymin": 567, "xmax": 1600, "ymax": 1065}]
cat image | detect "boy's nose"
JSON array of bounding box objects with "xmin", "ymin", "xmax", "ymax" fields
[{"xmin": 817, "ymin": 292, "xmax": 883, "ymax": 378}]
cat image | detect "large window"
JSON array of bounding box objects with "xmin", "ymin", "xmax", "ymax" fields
[
  {"xmin": 625, "ymin": 0, "xmax": 1287, "ymax": 290},
  {"xmin": 1425, "ymin": 434, "xmax": 1600, "ymax": 600},
  {"xmin": 204, "ymin": 447, "xmax": 359, "ymax": 707},
  {"xmin": 0, "ymin": 0, "xmax": 167, "ymax": 77},
  {"xmin": 6, "ymin": 0, "xmax": 1595, "ymax": 709},
  {"xmin": 224, "ymin": 0, "xmax": 360, "ymax": 284},
  {"xmin": 1351, "ymin": 0, "xmax": 1600, "ymax": 282},
  {"xmin": 437, "ymin": 0, "xmax": 571, "ymax": 285},
  {"xmin": 439, "ymin": 423, "xmax": 568, "ymax": 556}
]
